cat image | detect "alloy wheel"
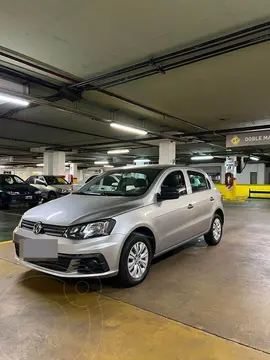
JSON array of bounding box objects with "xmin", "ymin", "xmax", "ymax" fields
[{"xmin": 127, "ymin": 242, "xmax": 149, "ymax": 279}]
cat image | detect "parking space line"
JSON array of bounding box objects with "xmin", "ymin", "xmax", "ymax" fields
[
  {"xmin": 0, "ymin": 240, "xmax": 12, "ymax": 244},
  {"xmin": 1, "ymin": 211, "xmax": 22, "ymax": 217}
]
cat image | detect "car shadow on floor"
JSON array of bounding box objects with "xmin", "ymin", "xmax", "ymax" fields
[{"xmin": 17, "ymin": 237, "xmax": 206, "ymax": 295}]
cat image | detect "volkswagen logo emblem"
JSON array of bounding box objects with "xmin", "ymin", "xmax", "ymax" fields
[{"xmin": 33, "ymin": 221, "xmax": 43, "ymax": 235}]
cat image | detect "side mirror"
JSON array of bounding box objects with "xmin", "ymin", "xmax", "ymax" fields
[
  {"xmin": 111, "ymin": 182, "xmax": 118, "ymax": 187},
  {"xmin": 157, "ymin": 187, "xmax": 180, "ymax": 201}
]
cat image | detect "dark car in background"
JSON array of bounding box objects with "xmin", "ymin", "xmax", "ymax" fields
[{"xmin": 0, "ymin": 175, "xmax": 41, "ymax": 208}]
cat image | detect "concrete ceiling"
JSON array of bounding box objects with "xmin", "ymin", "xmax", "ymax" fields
[{"xmin": 0, "ymin": 0, "xmax": 269, "ymax": 166}]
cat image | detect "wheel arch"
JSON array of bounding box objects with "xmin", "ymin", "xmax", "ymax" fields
[
  {"xmin": 121, "ymin": 225, "xmax": 157, "ymax": 256},
  {"xmin": 215, "ymin": 208, "xmax": 224, "ymax": 224}
]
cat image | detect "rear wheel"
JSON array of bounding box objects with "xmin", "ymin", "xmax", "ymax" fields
[
  {"xmin": 204, "ymin": 214, "xmax": 223, "ymax": 246},
  {"xmin": 48, "ymin": 192, "xmax": 57, "ymax": 201},
  {"xmin": 117, "ymin": 233, "xmax": 153, "ymax": 287}
]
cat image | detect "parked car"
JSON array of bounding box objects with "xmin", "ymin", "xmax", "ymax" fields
[
  {"xmin": 25, "ymin": 175, "xmax": 73, "ymax": 201},
  {"xmin": 14, "ymin": 165, "xmax": 224, "ymax": 287},
  {"xmin": 0, "ymin": 174, "xmax": 41, "ymax": 208},
  {"xmin": 73, "ymin": 174, "xmax": 120, "ymax": 192},
  {"xmin": 72, "ymin": 174, "xmax": 98, "ymax": 192}
]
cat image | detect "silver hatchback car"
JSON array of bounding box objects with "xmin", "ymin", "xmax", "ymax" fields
[
  {"xmin": 14, "ymin": 165, "xmax": 224, "ymax": 287},
  {"xmin": 25, "ymin": 175, "xmax": 73, "ymax": 201}
]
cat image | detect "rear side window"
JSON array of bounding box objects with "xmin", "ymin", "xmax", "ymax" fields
[
  {"xmin": 27, "ymin": 176, "xmax": 35, "ymax": 184},
  {"xmin": 188, "ymin": 171, "xmax": 209, "ymax": 192}
]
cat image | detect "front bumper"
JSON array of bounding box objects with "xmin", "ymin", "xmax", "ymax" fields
[
  {"xmin": 1, "ymin": 193, "xmax": 41, "ymax": 205},
  {"xmin": 13, "ymin": 227, "xmax": 124, "ymax": 278}
]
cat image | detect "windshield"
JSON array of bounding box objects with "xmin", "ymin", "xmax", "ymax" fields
[
  {"xmin": 76, "ymin": 168, "xmax": 161, "ymax": 196},
  {"xmin": 1, "ymin": 175, "xmax": 26, "ymax": 185},
  {"xmin": 45, "ymin": 176, "xmax": 69, "ymax": 185}
]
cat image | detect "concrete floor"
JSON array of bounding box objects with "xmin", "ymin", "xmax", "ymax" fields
[{"xmin": 0, "ymin": 201, "xmax": 270, "ymax": 359}]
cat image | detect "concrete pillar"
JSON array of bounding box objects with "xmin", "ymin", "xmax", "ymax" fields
[
  {"xmin": 70, "ymin": 163, "xmax": 78, "ymax": 178},
  {"xmin": 43, "ymin": 151, "xmax": 65, "ymax": 175},
  {"xmin": 159, "ymin": 140, "xmax": 176, "ymax": 165}
]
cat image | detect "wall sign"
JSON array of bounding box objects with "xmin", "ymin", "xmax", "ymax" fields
[{"xmin": 226, "ymin": 131, "xmax": 270, "ymax": 148}]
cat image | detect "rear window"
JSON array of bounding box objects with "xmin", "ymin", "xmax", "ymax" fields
[
  {"xmin": 187, "ymin": 171, "xmax": 209, "ymax": 192},
  {"xmin": 45, "ymin": 176, "xmax": 69, "ymax": 185}
]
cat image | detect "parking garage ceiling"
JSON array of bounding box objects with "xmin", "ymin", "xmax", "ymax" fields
[{"xmin": 0, "ymin": 0, "xmax": 269, "ymax": 167}]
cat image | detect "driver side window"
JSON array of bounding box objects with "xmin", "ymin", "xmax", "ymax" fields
[{"xmin": 161, "ymin": 171, "xmax": 187, "ymax": 196}]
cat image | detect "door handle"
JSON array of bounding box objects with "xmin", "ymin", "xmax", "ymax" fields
[
  {"xmin": 210, "ymin": 197, "xmax": 215, "ymax": 202},
  {"xmin": 187, "ymin": 204, "xmax": 194, "ymax": 209}
]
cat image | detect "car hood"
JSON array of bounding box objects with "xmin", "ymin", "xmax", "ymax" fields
[
  {"xmin": 2, "ymin": 184, "xmax": 36, "ymax": 194},
  {"xmin": 23, "ymin": 194, "xmax": 144, "ymax": 225}
]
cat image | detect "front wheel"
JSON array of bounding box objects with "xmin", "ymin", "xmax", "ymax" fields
[
  {"xmin": 48, "ymin": 192, "xmax": 57, "ymax": 201},
  {"xmin": 117, "ymin": 233, "xmax": 153, "ymax": 287},
  {"xmin": 204, "ymin": 214, "xmax": 223, "ymax": 246}
]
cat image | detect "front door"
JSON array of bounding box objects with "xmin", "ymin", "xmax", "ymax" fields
[
  {"xmin": 34, "ymin": 176, "xmax": 48, "ymax": 198},
  {"xmin": 152, "ymin": 170, "xmax": 195, "ymax": 252}
]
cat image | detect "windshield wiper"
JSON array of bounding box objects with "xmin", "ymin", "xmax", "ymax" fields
[{"xmin": 73, "ymin": 192, "xmax": 101, "ymax": 196}]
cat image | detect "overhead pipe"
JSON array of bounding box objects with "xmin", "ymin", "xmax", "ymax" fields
[
  {"xmin": 181, "ymin": 124, "xmax": 270, "ymax": 137},
  {"xmin": 92, "ymin": 34, "xmax": 269, "ymax": 89},
  {"xmin": 0, "ymin": 50, "xmax": 223, "ymax": 134},
  {"xmin": 71, "ymin": 21, "xmax": 269, "ymax": 90},
  {"xmin": 0, "ymin": 87, "xmax": 191, "ymax": 144}
]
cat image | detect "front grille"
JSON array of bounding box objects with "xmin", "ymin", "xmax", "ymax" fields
[
  {"xmin": 14, "ymin": 241, "xmax": 109, "ymax": 274},
  {"xmin": 14, "ymin": 242, "xmax": 19, "ymax": 257},
  {"xmin": 30, "ymin": 257, "xmax": 72, "ymax": 272},
  {"xmin": 21, "ymin": 220, "xmax": 67, "ymax": 237}
]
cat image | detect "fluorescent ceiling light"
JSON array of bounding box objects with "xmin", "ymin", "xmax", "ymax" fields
[
  {"xmin": 36, "ymin": 162, "xmax": 70, "ymax": 167},
  {"xmin": 107, "ymin": 149, "xmax": 130, "ymax": 154},
  {"xmin": 191, "ymin": 155, "xmax": 214, "ymax": 161},
  {"xmin": 104, "ymin": 165, "xmax": 114, "ymax": 168},
  {"xmin": 0, "ymin": 165, "xmax": 5, "ymax": 168},
  {"xmin": 0, "ymin": 94, "xmax": 29, "ymax": 106},
  {"xmin": 110, "ymin": 122, "xmax": 148, "ymax": 136},
  {"xmin": 94, "ymin": 160, "xmax": 109, "ymax": 165},
  {"xmin": 250, "ymin": 156, "xmax": 259, "ymax": 161}
]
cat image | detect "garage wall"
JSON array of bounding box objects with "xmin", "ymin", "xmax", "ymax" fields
[
  {"xmin": 191, "ymin": 162, "xmax": 266, "ymax": 184},
  {"xmin": 265, "ymin": 167, "xmax": 270, "ymax": 184},
  {"xmin": 236, "ymin": 163, "xmax": 265, "ymax": 184}
]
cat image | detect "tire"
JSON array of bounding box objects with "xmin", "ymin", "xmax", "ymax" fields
[
  {"xmin": 48, "ymin": 192, "xmax": 57, "ymax": 201},
  {"xmin": 117, "ymin": 233, "xmax": 153, "ymax": 287},
  {"xmin": 204, "ymin": 214, "xmax": 223, "ymax": 246}
]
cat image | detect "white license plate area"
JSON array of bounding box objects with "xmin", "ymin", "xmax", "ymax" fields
[
  {"xmin": 20, "ymin": 238, "xmax": 58, "ymax": 261},
  {"xmin": 25, "ymin": 195, "xmax": 33, "ymax": 200}
]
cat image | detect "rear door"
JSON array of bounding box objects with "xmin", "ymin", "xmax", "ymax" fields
[{"xmin": 185, "ymin": 170, "xmax": 216, "ymax": 236}]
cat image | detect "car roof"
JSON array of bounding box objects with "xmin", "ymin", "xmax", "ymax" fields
[{"xmin": 107, "ymin": 165, "xmax": 204, "ymax": 172}]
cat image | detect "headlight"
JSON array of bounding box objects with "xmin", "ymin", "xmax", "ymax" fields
[
  {"xmin": 64, "ymin": 219, "xmax": 116, "ymax": 240},
  {"xmin": 34, "ymin": 190, "xmax": 41, "ymax": 194},
  {"xmin": 6, "ymin": 191, "xmax": 20, "ymax": 195},
  {"xmin": 18, "ymin": 217, "xmax": 23, "ymax": 228},
  {"xmin": 61, "ymin": 189, "xmax": 70, "ymax": 194}
]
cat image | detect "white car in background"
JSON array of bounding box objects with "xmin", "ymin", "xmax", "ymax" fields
[{"xmin": 73, "ymin": 174, "xmax": 119, "ymax": 192}]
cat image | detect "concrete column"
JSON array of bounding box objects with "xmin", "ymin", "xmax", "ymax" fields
[
  {"xmin": 70, "ymin": 163, "xmax": 78, "ymax": 178},
  {"xmin": 159, "ymin": 140, "xmax": 176, "ymax": 165},
  {"xmin": 43, "ymin": 151, "xmax": 65, "ymax": 175}
]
